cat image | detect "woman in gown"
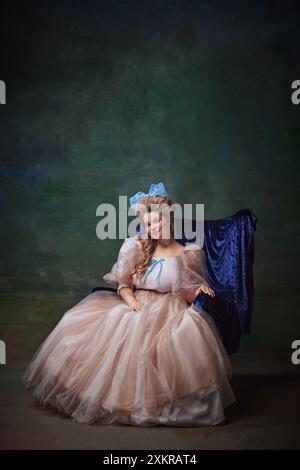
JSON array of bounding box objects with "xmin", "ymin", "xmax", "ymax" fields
[{"xmin": 22, "ymin": 183, "xmax": 236, "ymax": 426}]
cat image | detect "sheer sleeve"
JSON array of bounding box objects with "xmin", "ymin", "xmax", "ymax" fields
[
  {"xmin": 172, "ymin": 245, "xmax": 210, "ymax": 304},
  {"xmin": 102, "ymin": 237, "xmax": 141, "ymax": 295}
]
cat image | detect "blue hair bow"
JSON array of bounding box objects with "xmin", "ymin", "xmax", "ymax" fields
[{"xmin": 129, "ymin": 182, "xmax": 168, "ymax": 210}]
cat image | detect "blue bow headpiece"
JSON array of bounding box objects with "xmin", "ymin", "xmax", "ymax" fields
[{"xmin": 129, "ymin": 182, "xmax": 168, "ymax": 211}]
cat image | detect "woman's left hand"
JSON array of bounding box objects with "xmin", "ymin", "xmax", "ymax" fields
[{"xmin": 194, "ymin": 284, "xmax": 215, "ymax": 298}]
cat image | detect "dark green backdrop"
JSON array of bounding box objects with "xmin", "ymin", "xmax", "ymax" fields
[{"xmin": 1, "ymin": 0, "xmax": 299, "ymax": 371}]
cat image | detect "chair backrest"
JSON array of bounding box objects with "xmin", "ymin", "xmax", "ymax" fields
[{"xmin": 185, "ymin": 209, "xmax": 257, "ymax": 354}]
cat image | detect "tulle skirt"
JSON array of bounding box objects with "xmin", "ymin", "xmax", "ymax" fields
[{"xmin": 22, "ymin": 289, "xmax": 236, "ymax": 426}]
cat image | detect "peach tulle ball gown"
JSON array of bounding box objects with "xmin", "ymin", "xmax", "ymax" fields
[{"xmin": 22, "ymin": 235, "xmax": 236, "ymax": 426}]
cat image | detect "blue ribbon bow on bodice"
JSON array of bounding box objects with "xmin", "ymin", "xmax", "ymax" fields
[{"xmin": 141, "ymin": 256, "xmax": 165, "ymax": 283}]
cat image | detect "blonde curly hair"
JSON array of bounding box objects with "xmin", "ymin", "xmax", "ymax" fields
[{"xmin": 131, "ymin": 195, "xmax": 175, "ymax": 280}]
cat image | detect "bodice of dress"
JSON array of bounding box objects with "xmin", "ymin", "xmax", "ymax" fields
[
  {"xmin": 134, "ymin": 256, "xmax": 179, "ymax": 293},
  {"xmin": 103, "ymin": 236, "xmax": 209, "ymax": 297}
]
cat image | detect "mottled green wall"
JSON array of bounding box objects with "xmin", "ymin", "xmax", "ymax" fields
[{"xmin": 1, "ymin": 1, "xmax": 300, "ymax": 364}]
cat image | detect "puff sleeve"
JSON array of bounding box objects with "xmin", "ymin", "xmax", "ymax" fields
[
  {"xmin": 172, "ymin": 245, "xmax": 210, "ymax": 304},
  {"xmin": 102, "ymin": 237, "xmax": 141, "ymax": 295}
]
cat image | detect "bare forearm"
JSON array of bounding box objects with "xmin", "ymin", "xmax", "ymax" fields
[
  {"xmin": 185, "ymin": 287, "xmax": 198, "ymax": 304},
  {"xmin": 119, "ymin": 287, "xmax": 136, "ymax": 307},
  {"xmin": 119, "ymin": 287, "xmax": 144, "ymax": 312}
]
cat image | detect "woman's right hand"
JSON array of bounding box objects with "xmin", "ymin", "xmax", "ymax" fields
[{"xmin": 128, "ymin": 300, "xmax": 144, "ymax": 312}]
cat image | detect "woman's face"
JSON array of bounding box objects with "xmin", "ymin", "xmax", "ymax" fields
[{"xmin": 142, "ymin": 211, "xmax": 171, "ymax": 239}]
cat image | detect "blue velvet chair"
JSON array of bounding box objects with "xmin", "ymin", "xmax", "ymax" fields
[
  {"xmin": 90, "ymin": 208, "xmax": 257, "ymax": 355},
  {"xmin": 180, "ymin": 209, "xmax": 257, "ymax": 354}
]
